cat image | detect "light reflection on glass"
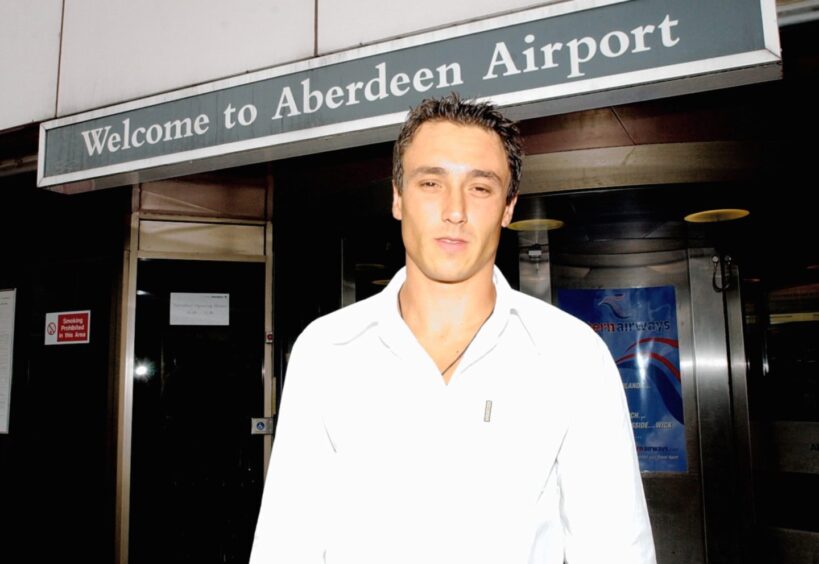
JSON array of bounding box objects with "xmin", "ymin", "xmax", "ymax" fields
[{"xmin": 134, "ymin": 360, "xmax": 155, "ymax": 382}]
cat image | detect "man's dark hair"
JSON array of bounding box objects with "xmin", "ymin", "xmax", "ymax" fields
[{"xmin": 392, "ymin": 93, "xmax": 523, "ymax": 203}]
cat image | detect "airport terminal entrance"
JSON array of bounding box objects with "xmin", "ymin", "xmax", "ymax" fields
[{"xmin": 105, "ymin": 139, "xmax": 817, "ymax": 563}]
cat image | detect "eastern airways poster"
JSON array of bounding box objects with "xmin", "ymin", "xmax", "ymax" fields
[{"xmin": 558, "ymin": 286, "xmax": 687, "ymax": 472}]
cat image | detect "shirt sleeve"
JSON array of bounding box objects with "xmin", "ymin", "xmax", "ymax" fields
[
  {"xmin": 249, "ymin": 332, "xmax": 334, "ymax": 564},
  {"xmin": 556, "ymin": 334, "xmax": 657, "ymax": 563}
]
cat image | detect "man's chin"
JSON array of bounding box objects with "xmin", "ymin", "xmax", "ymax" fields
[
  {"xmin": 406, "ymin": 256, "xmax": 493, "ymax": 285},
  {"xmin": 419, "ymin": 266, "xmax": 475, "ymax": 285}
]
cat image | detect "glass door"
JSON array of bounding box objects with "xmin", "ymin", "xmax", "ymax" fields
[{"xmin": 129, "ymin": 259, "xmax": 266, "ymax": 564}]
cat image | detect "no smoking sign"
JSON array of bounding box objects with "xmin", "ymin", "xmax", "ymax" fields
[{"xmin": 44, "ymin": 310, "xmax": 91, "ymax": 345}]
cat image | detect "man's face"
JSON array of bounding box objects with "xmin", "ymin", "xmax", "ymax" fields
[{"xmin": 392, "ymin": 120, "xmax": 517, "ymax": 285}]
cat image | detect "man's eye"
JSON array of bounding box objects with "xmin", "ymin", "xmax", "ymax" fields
[
  {"xmin": 420, "ymin": 180, "xmax": 440, "ymax": 188},
  {"xmin": 472, "ymin": 185, "xmax": 491, "ymax": 194}
]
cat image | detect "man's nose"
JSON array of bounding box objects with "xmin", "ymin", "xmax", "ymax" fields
[{"xmin": 442, "ymin": 186, "xmax": 467, "ymax": 224}]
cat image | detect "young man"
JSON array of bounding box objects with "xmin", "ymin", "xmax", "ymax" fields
[{"xmin": 250, "ymin": 94, "xmax": 656, "ymax": 563}]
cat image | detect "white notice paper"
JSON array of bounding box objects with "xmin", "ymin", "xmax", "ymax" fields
[
  {"xmin": 170, "ymin": 293, "xmax": 229, "ymax": 326},
  {"xmin": 0, "ymin": 289, "xmax": 16, "ymax": 434}
]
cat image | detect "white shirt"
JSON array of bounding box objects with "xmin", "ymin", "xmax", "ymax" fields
[{"xmin": 250, "ymin": 267, "xmax": 656, "ymax": 564}]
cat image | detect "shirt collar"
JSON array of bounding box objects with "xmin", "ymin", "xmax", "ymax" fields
[{"xmin": 331, "ymin": 266, "xmax": 539, "ymax": 353}]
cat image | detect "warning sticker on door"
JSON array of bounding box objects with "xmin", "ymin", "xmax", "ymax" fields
[{"xmin": 45, "ymin": 310, "xmax": 91, "ymax": 345}]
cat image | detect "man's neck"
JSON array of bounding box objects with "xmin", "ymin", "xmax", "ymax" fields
[
  {"xmin": 398, "ymin": 262, "xmax": 497, "ymax": 340},
  {"xmin": 398, "ymin": 262, "xmax": 497, "ymax": 382}
]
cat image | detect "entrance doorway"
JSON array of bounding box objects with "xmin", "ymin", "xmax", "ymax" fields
[
  {"xmin": 514, "ymin": 185, "xmax": 738, "ymax": 562},
  {"xmin": 129, "ymin": 259, "xmax": 266, "ymax": 564},
  {"xmin": 513, "ymin": 181, "xmax": 819, "ymax": 563}
]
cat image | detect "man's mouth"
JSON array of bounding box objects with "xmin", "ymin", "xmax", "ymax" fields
[{"xmin": 435, "ymin": 237, "xmax": 468, "ymax": 250}]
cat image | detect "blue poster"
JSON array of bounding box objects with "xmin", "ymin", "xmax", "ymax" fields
[{"xmin": 557, "ymin": 286, "xmax": 687, "ymax": 473}]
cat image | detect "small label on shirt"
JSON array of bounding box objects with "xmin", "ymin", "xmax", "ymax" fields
[{"xmin": 484, "ymin": 400, "xmax": 493, "ymax": 422}]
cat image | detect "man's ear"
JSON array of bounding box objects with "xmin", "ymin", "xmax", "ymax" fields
[
  {"xmin": 391, "ymin": 183, "xmax": 403, "ymax": 221},
  {"xmin": 501, "ymin": 195, "xmax": 518, "ymax": 228}
]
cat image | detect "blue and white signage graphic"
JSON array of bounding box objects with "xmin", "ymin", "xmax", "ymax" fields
[{"xmin": 558, "ymin": 286, "xmax": 686, "ymax": 473}]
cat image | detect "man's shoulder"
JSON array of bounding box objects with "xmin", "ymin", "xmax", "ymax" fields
[
  {"xmin": 507, "ymin": 287, "xmax": 602, "ymax": 350},
  {"xmin": 296, "ymin": 292, "xmax": 383, "ymax": 347}
]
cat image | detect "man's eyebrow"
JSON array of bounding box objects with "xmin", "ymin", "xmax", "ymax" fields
[
  {"xmin": 407, "ymin": 166, "xmax": 447, "ymax": 177},
  {"xmin": 468, "ymin": 169, "xmax": 503, "ymax": 184},
  {"xmin": 407, "ymin": 166, "xmax": 503, "ymax": 184}
]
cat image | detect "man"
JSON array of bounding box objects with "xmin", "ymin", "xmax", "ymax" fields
[{"xmin": 250, "ymin": 94, "xmax": 655, "ymax": 563}]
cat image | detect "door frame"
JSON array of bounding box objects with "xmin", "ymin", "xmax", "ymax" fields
[
  {"xmin": 113, "ymin": 190, "xmax": 275, "ymax": 564},
  {"xmin": 688, "ymin": 248, "xmax": 754, "ymax": 562}
]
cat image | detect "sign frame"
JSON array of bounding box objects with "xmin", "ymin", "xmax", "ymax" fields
[{"xmin": 38, "ymin": 0, "xmax": 781, "ymax": 192}]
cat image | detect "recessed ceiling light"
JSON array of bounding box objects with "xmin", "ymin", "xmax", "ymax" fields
[
  {"xmin": 508, "ymin": 218, "xmax": 565, "ymax": 231},
  {"xmin": 684, "ymin": 208, "xmax": 750, "ymax": 223}
]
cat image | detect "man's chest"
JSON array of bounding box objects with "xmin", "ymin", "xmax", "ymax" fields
[{"xmin": 319, "ymin": 337, "xmax": 573, "ymax": 501}]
